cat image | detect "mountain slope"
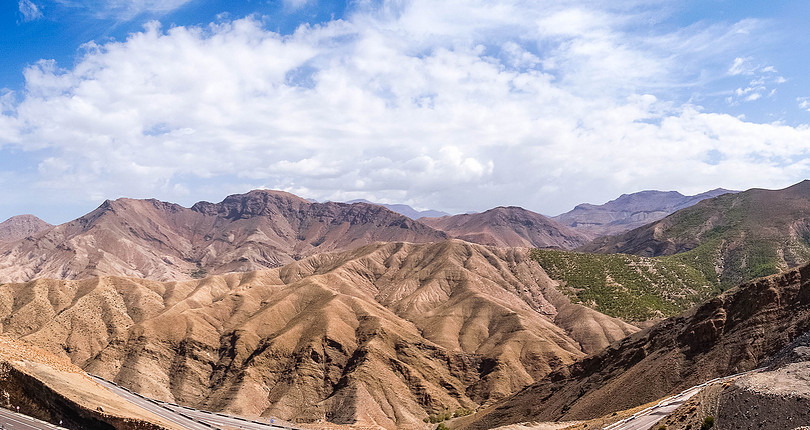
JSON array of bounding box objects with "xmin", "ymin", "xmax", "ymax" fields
[
  {"xmin": 0, "ymin": 214, "xmax": 52, "ymax": 242},
  {"xmin": 582, "ymin": 180, "xmax": 810, "ymax": 286},
  {"xmin": 0, "ymin": 190, "xmax": 447, "ymax": 282},
  {"xmin": 421, "ymin": 207, "xmax": 589, "ymax": 250},
  {"xmin": 0, "ymin": 240, "xmax": 636, "ymax": 429},
  {"xmin": 459, "ymin": 262, "xmax": 810, "ymax": 429},
  {"xmin": 553, "ymin": 188, "xmax": 735, "ymax": 239},
  {"xmin": 530, "ymin": 249, "xmax": 718, "ymax": 321}
]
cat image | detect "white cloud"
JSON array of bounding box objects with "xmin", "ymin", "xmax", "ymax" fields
[
  {"xmin": 72, "ymin": 0, "xmax": 193, "ymax": 21},
  {"xmin": 2, "ymin": 0, "xmax": 810, "ymax": 219},
  {"xmin": 18, "ymin": 0, "xmax": 43, "ymax": 22}
]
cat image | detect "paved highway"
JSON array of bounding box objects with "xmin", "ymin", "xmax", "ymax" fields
[
  {"xmin": 153, "ymin": 400, "xmax": 302, "ymax": 430},
  {"xmin": 602, "ymin": 368, "xmax": 765, "ymax": 430},
  {"xmin": 91, "ymin": 376, "xmax": 213, "ymax": 430},
  {"xmin": 0, "ymin": 406, "xmax": 65, "ymax": 430},
  {"xmin": 92, "ymin": 375, "xmax": 304, "ymax": 430}
]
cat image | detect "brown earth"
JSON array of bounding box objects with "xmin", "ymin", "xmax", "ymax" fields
[
  {"xmin": 0, "ymin": 240, "xmax": 636, "ymax": 429},
  {"xmin": 0, "ymin": 215, "xmax": 51, "ymax": 243},
  {"xmin": 0, "ymin": 335, "xmax": 180, "ymax": 429},
  {"xmin": 458, "ymin": 262, "xmax": 810, "ymax": 430},
  {"xmin": 0, "ymin": 190, "xmax": 447, "ymax": 283},
  {"xmin": 421, "ymin": 207, "xmax": 589, "ymax": 250}
]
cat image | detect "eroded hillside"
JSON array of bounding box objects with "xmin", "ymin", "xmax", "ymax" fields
[{"xmin": 0, "ymin": 240, "xmax": 636, "ymax": 429}]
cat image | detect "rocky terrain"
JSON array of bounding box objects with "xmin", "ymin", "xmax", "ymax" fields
[
  {"xmin": 0, "ymin": 214, "xmax": 51, "ymax": 243},
  {"xmin": 421, "ymin": 207, "xmax": 589, "ymax": 250},
  {"xmin": 553, "ymin": 189, "xmax": 735, "ymax": 240},
  {"xmin": 0, "ymin": 240, "xmax": 636, "ymax": 429},
  {"xmin": 0, "ymin": 335, "xmax": 176, "ymax": 429},
  {"xmin": 582, "ymin": 180, "xmax": 810, "ymax": 286},
  {"xmin": 654, "ymin": 331, "xmax": 810, "ymax": 429},
  {"xmin": 0, "ymin": 190, "xmax": 447, "ymax": 282},
  {"xmin": 458, "ymin": 260, "xmax": 810, "ymax": 429}
]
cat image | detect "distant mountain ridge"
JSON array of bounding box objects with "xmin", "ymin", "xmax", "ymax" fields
[
  {"xmin": 0, "ymin": 190, "xmax": 447, "ymax": 282},
  {"xmin": 345, "ymin": 199, "xmax": 450, "ymax": 219},
  {"xmin": 0, "ymin": 214, "xmax": 52, "ymax": 242},
  {"xmin": 421, "ymin": 206, "xmax": 590, "ymax": 250},
  {"xmin": 581, "ymin": 180, "xmax": 810, "ymax": 286},
  {"xmin": 553, "ymin": 188, "xmax": 737, "ymax": 239}
]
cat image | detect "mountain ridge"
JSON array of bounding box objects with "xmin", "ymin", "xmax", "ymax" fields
[{"xmin": 553, "ymin": 188, "xmax": 737, "ymax": 239}]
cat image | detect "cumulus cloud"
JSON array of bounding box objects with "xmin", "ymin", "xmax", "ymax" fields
[
  {"xmin": 2, "ymin": 0, "xmax": 810, "ymax": 219},
  {"xmin": 18, "ymin": 0, "xmax": 43, "ymax": 22}
]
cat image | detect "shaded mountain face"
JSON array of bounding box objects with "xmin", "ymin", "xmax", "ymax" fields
[
  {"xmin": 459, "ymin": 262, "xmax": 810, "ymax": 430},
  {"xmin": 0, "ymin": 240, "xmax": 636, "ymax": 429},
  {"xmin": 0, "ymin": 190, "xmax": 447, "ymax": 283},
  {"xmin": 553, "ymin": 188, "xmax": 736, "ymax": 240},
  {"xmin": 346, "ymin": 199, "xmax": 450, "ymax": 219},
  {"xmin": 581, "ymin": 180, "xmax": 810, "ymax": 286},
  {"xmin": 0, "ymin": 214, "xmax": 52, "ymax": 242},
  {"xmin": 421, "ymin": 207, "xmax": 590, "ymax": 250},
  {"xmin": 0, "ymin": 336, "xmax": 176, "ymax": 430}
]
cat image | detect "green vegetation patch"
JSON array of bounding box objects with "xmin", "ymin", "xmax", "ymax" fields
[{"xmin": 531, "ymin": 249, "xmax": 720, "ymax": 321}]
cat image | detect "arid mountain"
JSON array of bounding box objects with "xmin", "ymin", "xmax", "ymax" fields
[
  {"xmin": 459, "ymin": 261, "xmax": 810, "ymax": 429},
  {"xmin": 582, "ymin": 180, "xmax": 810, "ymax": 286},
  {"xmin": 0, "ymin": 214, "xmax": 52, "ymax": 242},
  {"xmin": 0, "ymin": 240, "xmax": 636, "ymax": 429},
  {"xmin": 346, "ymin": 199, "xmax": 450, "ymax": 219},
  {"xmin": 421, "ymin": 207, "xmax": 590, "ymax": 250},
  {"xmin": 0, "ymin": 335, "xmax": 177, "ymax": 429},
  {"xmin": 553, "ymin": 188, "xmax": 736, "ymax": 240},
  {"xmin": 0, "ymin": 190, "xmax": 447, "ymax": 283}
]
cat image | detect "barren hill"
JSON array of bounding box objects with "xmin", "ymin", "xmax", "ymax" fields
[
  {"xmin": 581, "ymin": 180, "xmax": 810, "ymax": 286},
  {"xmin": 459, "ymin": 261, "xmax": 810, "ymax": 429},
  {"xmin": 553, "ymin": 188, "xmax": 735, "ymax": 239},
  {"xmin": 0, "ymin": 190, "xmax": 447, "ymax": 282},
  {"xmin": 0, "ymin": 240, "xmax": 636, "ymax": 429},
  {"xmin": 0, "ymin": 214, "xmax": 51, "ymax": 242},
  {"xmin": 421, "ymin": 207, "xmax": 589, "ymax": 250}
]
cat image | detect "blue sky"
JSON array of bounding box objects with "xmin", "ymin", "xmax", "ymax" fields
[{"xmin": 2, "ymin": 0, "xmax": 810, "ymax": 224}]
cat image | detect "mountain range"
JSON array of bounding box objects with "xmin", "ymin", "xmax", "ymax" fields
[
  {"xmin": 583, "ymin": 180, "xmax": 810, "ymax": 286},
  {"xmin": 345, "ymin": 199, "xmax": 450, "ymax": 219},
  {"xmin": 1, "ymin": 183, "xmax": 809, "ymax": 429},
  {"xmin": 0, "ymin": 240, "xmax": 636, "ymax": 429},
  {"xmin": 552, "ymin": 188, "xmax": 737, "ymax": 239}
]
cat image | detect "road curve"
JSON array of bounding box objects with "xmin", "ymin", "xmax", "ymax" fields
[
  {"xmin": 0, "ymin": 406, "xmax": 66, "ymax": 430},
  {"xmin": 602, "ymin": 368, "xmax": 765, "ymax": 430},
  {"xmin": 92, "ymin": 375, "xmax": 305, "ymax": 430}
]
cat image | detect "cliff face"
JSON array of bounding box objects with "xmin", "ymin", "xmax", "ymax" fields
[{"xmin": 460, "ymin": 262, "xmax": 810, "ymax": 430}]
